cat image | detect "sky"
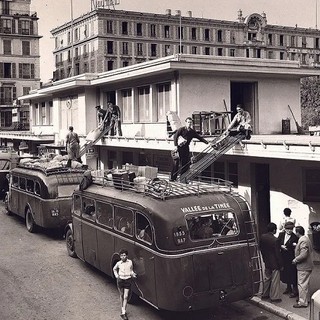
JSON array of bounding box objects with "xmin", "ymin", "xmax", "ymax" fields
[{"xmin": 31, "ymin": 0, "xmax": 320, "ymax": 83}]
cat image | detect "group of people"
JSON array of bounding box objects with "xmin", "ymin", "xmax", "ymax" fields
[
  {"xmin": 170, "ymin": 104, "xmax": 252, "ymax": 182},
  {"xmin": 96, "ymin": 101, "xmax": 122, "ymax": 136},
  {"xmin": 260, "ymin": 208, "xmax": 314, "ymax": 308},
  {"xmin": 64, "ymin": 101, "xmax": 122, "ymax": 167}
]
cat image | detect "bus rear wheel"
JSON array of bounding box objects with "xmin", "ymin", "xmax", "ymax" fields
[
  {"xmin": 66, "ymin": 229, "xmax": 77, "ymax": 258},
  {"xmin": 25, "ymin": 208, "xmax": 37, "ymax": 233}
]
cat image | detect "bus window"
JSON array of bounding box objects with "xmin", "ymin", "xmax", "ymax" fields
[
  {"xmin": 35, "ymin": 181, "xmax": 41, "ymax": 196},
  {"xmin": 82, "ymin": 197, "xmax": 96, "ymax": 221},
  {"xmin": 26, "ymin": 179, "xmax": 34, "ymax": 193},
  {"xmin": 187, "ymin": 211, "xmax": 238, "ymax": 240},
  {"xmin": 136, "ymin": 212, "xmax": 152, "ymax": 244},
  {"xmin": 19, "ymin": 178, "xmax": 26, "ymax": 190},
  {"xmin": 115, "ymin": 206, "xmax": 133, "ymax": 236},
  {"xmin": 12, "ymin": 175, "xmax": 19, "ymax": 188},
  {"xmin": 73, "ymin": 194, "xmax": 81, "ymax": 216},
  {"xmin": 96, "ymin": 201, "xmax": 113, "ymax": 228}
]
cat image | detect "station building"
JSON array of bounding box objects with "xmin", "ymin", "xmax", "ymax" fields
[{"xmin": 17, "ymin": 54, "xmax": 320, "ymax": 262}]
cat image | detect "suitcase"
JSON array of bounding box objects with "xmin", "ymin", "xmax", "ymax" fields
[{"xmin": 112, "ymin": 170, "xmax": 130, "ymax": 190}]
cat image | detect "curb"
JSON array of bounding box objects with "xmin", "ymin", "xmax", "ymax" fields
[{"xmin": 249, "ymin": 296, "xmax": 307, "ymax": 320}]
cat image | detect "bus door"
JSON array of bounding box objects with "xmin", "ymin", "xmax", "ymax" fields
[
  {"xmin": 72, "ymin": 194, "xmax": 84, "ymax": 260},
  {"xmin": 81, "ymin": 196, "xmax": 98, "ymax": 268},
  {"xmin": 18, "ymin": 177, "xmax": 27, "ymax": 215},
  {"xmin": 133, "ymin": 212, "xmax": 157, "ymax": 305},
  {"xmin": 95, "ymin": 201, "xmax": 115, "ymax": 276}
]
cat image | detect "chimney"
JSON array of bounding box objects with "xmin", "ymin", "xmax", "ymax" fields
[
  {"xmin": 187, "ymin": 10, "xmax": 192, "ymax": 17},
  {"xmin": 175, "ymin": 10, "xmax": 181, "ymax": 16},
  {"xmin": 165, "ymin": 9, "xmax": 171, "ymax": 15}
]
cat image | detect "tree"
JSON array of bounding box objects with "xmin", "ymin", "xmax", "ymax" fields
[{"xmin": 301, "ymin": 76, "xmax": 320, "ymax": 128}]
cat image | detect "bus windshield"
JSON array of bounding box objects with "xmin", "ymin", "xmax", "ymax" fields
[{"xmin": 186, "ymin": 211, "xmax": 239, "ymax": 240}]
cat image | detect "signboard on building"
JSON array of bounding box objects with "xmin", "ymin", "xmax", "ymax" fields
[{"xmin": 86, "ymin": 147, "xmax": 98, "ymax": 159}]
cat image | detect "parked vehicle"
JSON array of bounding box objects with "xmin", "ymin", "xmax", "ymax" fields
[
  {"xmin": 0, "ymin": 148, "xmax": 19, "ymax": 200},
  {"xmin": 66, "ymin": 173, "xmax": 262, "ymax": 312},
  {"xmin": 7, "ymin": 159, "xmax": 85, "ymax": 233}
]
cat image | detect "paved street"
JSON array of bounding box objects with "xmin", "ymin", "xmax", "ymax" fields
[{"xmin": 0, "ymin": 203, "xmax": 282, "ymax": 320}]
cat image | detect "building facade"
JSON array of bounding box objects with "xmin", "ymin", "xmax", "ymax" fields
[
  {"xmin": 51, "ymin": 8, "xmax": 320, "ymax": 80},
  {"xmin": 17, "ymin": 55, "xmax": 320, "ymax": 263},
  {"xmin": 0, "ymin": 0, "xmax": 41, "ymax": 132}
]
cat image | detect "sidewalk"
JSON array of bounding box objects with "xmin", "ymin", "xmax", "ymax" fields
[{"xmin": 249, "ymin": 262, "xmax": 320, "ymax": 320}]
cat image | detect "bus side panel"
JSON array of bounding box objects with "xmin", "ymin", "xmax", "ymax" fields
[
  {"xmin": 8, "ymin": 189, "xmax": 20, "ymax": 217},
  {"xmin": 96, "ymin": 228, "xmax": 115, "ymax": 276},
  {"xmin": 155, "ymin": 255, "xmax": 194, "ymax": 312},
  {"xmin": 132, "ymin": 245, "xmax": 157, "ymax": 306},
  {"xmin": 81, "ymin": 220, "xmax": 99, "ymax": 269},
  {"xmin": 73, "ymin": 215, "xmax": 84, "ymax": 260}
]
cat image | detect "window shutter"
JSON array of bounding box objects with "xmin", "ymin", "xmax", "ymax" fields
[
  {"xmin": 18, "ymin": 21, "xmax": 22, "ymax": 34},
  {"xmin": 31, "ymin": 64, "xmax": 35, "ymax": 78},
  {"xmin": 0, "ymin": 63, "xmax": 3, "ymax": 78},
  {"xmin": 13, "ymin": 87, "xmax": 17, "ymax": 101},
  {"xmin": 30, "ymin": 21, "xmax": 34, "ymax": 35},
  {"xmin": 12, "ymin": 63, "xmax": 16, "ymax": 78},
  {"xmin": 19, "ymin": 63, "xmax": 22, "ymax": 78}
]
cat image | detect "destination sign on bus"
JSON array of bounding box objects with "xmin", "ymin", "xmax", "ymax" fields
[{"xmin": 180, "ymin": 202, "xmax": 231, "ymax": 213}]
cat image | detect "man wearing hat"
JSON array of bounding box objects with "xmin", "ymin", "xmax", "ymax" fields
[{"xmin": 278, "ymin": 221, "xmax": 298, "ymax": 297}]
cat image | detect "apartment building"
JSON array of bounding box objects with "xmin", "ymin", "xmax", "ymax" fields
[
  {"xmin": 51, "ymin": 8, "xmax": 320, "ymax": 80},
  {"xmin": 0, "ymin": 0, "xmax": 41, "ymax": 131}
]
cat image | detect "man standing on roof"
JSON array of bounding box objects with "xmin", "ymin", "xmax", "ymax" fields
[
  {"xmin": 170, "ymin": 117, "xmax": 209, "ymax": 182},
  {"xmin": 107, "ymin": 101, "xmax": 122, "ymax": 136},
  {"xmin": 95, "ymin": 105, "xmax": 110, "ymax": 131},
  {"xmin": 65, "ymin": 126, "xmax": 81, "ymax": 167}
]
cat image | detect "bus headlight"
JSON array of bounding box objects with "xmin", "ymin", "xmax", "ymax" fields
[
  {"xmin": 51, "ymin": 209, "xmax": 59, "ymax": 217},
  {"xmin": 219, "ymin": 290, "xmax": 226, "ymax": 300},
  {"xmin": 183, "ymin": 286, "xmax": 193, "ymax": 298}
]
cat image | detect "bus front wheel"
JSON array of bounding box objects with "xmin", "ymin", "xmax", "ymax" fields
[
  {"xmin": 66, "ymin": 229, "xmax": 77, "ymax": 258},
  {"xmin": 25, "ymin": 208, "xmax": 37, "ymax": 233}
]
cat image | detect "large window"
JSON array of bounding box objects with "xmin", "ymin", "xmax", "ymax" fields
[
  {"xmin": 3, "ymin": 40, "xmax": 11, "ymax": 54},
  {"xmin": 22, "ymin": 41, "xmax": 30, "ymax": 56},
  {"xmin": 136, "ymin": 213, "xmax": 152, "ymax": 244},
  {"xmin": 122, "ymin": 42, "xmax": 128, "ymax": 55},
  {"xmin": 96, "ymin": 201, "xmax": 113, "ymax": 228},
  {"xmin": 19, "ymin": 63, "xmax": 35, "ymax": 79},
  {"xmin": 157, "ymin": 83, "xmax": 171, "ymax": 121},
  {"xmin": 187, "ymin": 211, "xmax": 239, "ymax": 240},
  {"xmin": 121, "ymin": 89, "xmax": 132, "ymax": 122},
  {"xmin": 20, "ymin": 20, "xmax": 30, "ymax": 35},
  {"xmin": 0, "ymin": 86, "xmax": 16, "ymax": 105},
  {"xmin": 138, "ymin": 86, "xmax": 151, "ymax": 122},
  {"xmin": 114, "ymin": 206, "xmax": 134, "ymax": 236},
  {"xmin": 106, "ymin": 20, "xmax": 113, "ymax": 33},
  {"xmin": 136, "ymin": 43, "xmax": 143, "ymax": 56}
]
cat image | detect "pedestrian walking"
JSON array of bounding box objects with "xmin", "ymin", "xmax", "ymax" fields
[
  {"xmin": 279, "ymin": 207, "xmax": 296, "ymax": 232},
  {"xmin": 113, "ymin": 249, "xmax": 137, "ymax": 319},
  {"xmin": 278, "ymin": 221, "xmax": 298, "ymax": 297},
  {"xmin": 65, "ymin": 126, "xmax": 81, "ymax": 167},
  {"xmin": 170, "ymin": 117, "xmax": 209, "ymax": 182},
  {"xmin": 292, "ymin": 226, "xmax": 314, "ymax": 308},
  {"xmin": 260, "ymin": 222, "xmax": 283, "ymax": 302}
]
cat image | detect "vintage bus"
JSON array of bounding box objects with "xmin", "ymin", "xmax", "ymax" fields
[
  {"xmin": 66, "ymin": 174, "xmax": 262, "ymax": 312},
  {"xmin": 7, "ymin": 160, "xmax": 85, "ymax": 233}
]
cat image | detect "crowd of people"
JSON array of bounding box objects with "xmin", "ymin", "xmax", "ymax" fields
[{"xmin": 260, "ymin": 208, "xmax": 314, "ymax": 308}]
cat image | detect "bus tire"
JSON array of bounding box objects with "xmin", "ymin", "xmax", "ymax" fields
[
  {"xmin": 25, "ymin": 208, "xmax": 37, "ymax": 233},
  {"xmin": 66, "ymin": 229, "xmax": 77, "ymax": 258}
]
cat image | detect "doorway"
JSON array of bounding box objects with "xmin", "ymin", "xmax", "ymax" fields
[
  {"xmin": 251, "ymin": 163, "xmax": 270, "ymax": 238},
  {"xmin": 230, "ymin": 82, "xmax": 258, "ymax": 134}
]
